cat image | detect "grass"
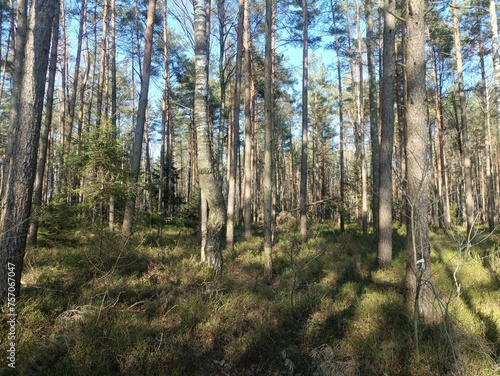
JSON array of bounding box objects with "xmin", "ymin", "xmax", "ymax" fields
[{"xmin": 1, "ymin": 221, "xmax": 500, "ymax": 375}]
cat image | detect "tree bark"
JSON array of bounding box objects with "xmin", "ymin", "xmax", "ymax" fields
[
  {"xmin": 452, "ymin": 0, "xmax": 474, "ymax": 235},
  {"xmin": 0, "ymin": 0, "xmax": 58, "ymax": 301},
  {"xmin": 404, "ymin": 0, "xmax": 433, "ymax": 322},
  {"xmin": 122, "ymin": 0, "xmax": 157, "ymax": 238},
  {"xmin": 479, "ymin": 41, "xmax": 495, "ymax": 232},
  {"xmin": 365, "ymin": 0, "xmax": 379, "ymax": 238},
  {"xmin": 331, "ymin": 0, "xmax": 345, "ymax": 233},
  {"xmin": 490, "ymin": 0, "xmax": 500, "ymax": 126},
  {"xmin": 28, "ymin": 6, "xmax": 60, "ymax": 247},
  {"xmin": 300, "ymin": 0, "xmax": 309, "ymax": 241},
  {"xmin": 194, "ymin": 0, "xmax": 226, "ymax": 274},
  {"xmin": 263, "ymin": 0, "xmax": 274, "ymax": 279},
  {"xmin": 378, "ymin": 0, "xmax": 396, "ymax": 265},
  {"xmin": 243, "ymin": 0, "xmax": 252, "ymax": 238},
  {"xmin": 226, "ymin": 0, "xmax": 243, "ymax": 251}
]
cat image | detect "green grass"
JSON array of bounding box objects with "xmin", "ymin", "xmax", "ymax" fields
[{"xmin": 1, "ymin": 222, "xmax": 499, "ymax": 375}]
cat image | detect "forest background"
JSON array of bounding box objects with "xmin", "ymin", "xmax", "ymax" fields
[{"xmin": 1, "ymin": 0, "xmax": 500, "ymax": 374}]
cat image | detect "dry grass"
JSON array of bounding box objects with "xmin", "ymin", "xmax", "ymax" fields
[{"xmin": 1, "ymin": 222, "xmax": 499, "ymax": 375}]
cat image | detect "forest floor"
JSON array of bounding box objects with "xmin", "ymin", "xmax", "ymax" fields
[{"xmin": 1, "ymin": 219, "xmax": 500, "ymax": 375}]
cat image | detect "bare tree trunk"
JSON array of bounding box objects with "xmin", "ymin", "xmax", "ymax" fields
[
  {"xmin": 109, "ymin": 0, "xmax": 116, "ymax": 230},
  {"xmin": 452, "ymin": 0, "xmax": 474, "ymax": 235},
  {"xmin": 300, "ymin": 0, "xmax": 309, "ymax": 241},
  {"xmin": 490, "ymin": 0, "xmax": 500, "ymax": 125},
  {"xmin": 378, "ymin": 0, "xmax": 396, "ymax": 265},
  {"xmin": 226, "ymin": 0, "xmax": 243, "ymax": 251},
  {"xmin": 122, "ymin": 0, "xmax": 157, "ymax": 239},
  {"xmin": 479, "ymin": 42, "xmax": 495, "ymax": 232},
  {"xmin": 0, "ymin": 0, "xmax": 58, "ymax": 301},
  {"xmin": 263, "ymin": 0, "xmax": 274, "ymax": 279},
  {"xmin": 365, "ymin": 0, "xmax": 379, "ymax": 237},
  {"xmin": 404, "ymin": 0, "xmax": 433, "ymax": 322},
  {"xmin": 243, "ymin": 0, "xmax": 252, "ymax": 238},
  {"xmin": 28, "ymin": 7, "xmax": 60, "ymax": 247},
  {"xmin": 428, "ymin": 35, "xmax": 451, "ymax": 229},
  {"xmin": 331, "ymin": 0, "xmax": 345, "ymax": 233},
  {"xmin": 355, "ymin": 0, "xmax": 368, "ymax": 236},
  {"xmin": 194, "ymin": 0, "xmax": 226, "ymax": 274}
]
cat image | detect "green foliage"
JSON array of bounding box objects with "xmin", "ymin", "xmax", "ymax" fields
[{"xmin": 2, "ymin": 223, "xmax": 499, "ymax": 375}]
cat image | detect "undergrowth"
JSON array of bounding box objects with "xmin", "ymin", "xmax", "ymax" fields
[{"xmin": 1, "ymin": 222, "xmax": 499, "ymax": 375}]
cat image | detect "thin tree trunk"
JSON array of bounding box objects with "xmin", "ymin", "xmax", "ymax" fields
[
  {"xmin": 428, "ymin": 34, "xmax": 451, "ymax": 229},
  {"xmin": 365, "ymin": 0, "xmax": 379, "ymax": 237},
  {"xmin": 122, "ymin": 0, "xmax": 157, "ymax": 239},
  {"xmin": 405, "ymin": 0, "xmax": 433, "ymax": 322},
  {"xmin": 95, "ymin": 0, "xmax": 108, "ymax": 128},
  {"xmin": 109, "ymin": 0, "xmax": 116, "ymax": 230},
  {"xmin": 243, "ymin": 0, "xmax": 252, "ymax": 238},
  {"xmin": 300, "ymin": 0, "xmax": 309, "ymax": 241},
  {"xmin": 490, "ymin": 0, "xmax": 500, "ymax": 125},
  {"xmin": 452, "ymin": 0, "xmax": 474, "ymax": 235},
  {"xmin": 378, "ymin": 0, "xmax": 396, "ymax": 265},
  {"xmin": 479, "ymin": 42, "xmax": 495, "ymax": 232},
  {"xmin": 263, "ymin": 0, "xmax": 274, "ymax": 279},
  {"xmin": 355, "ymin": 0, "xmax": 368, "ymax": 236},
  {"xmin": 0, "ymin": 0, "xmax": 58, "ymax": 301},
  {"xmin": 331, "ymin": 0, "xmax": 345, "ymax": 233},
  {"xmin": 226, "ymin": 0, "xmax": 243, "ymax": 251}
]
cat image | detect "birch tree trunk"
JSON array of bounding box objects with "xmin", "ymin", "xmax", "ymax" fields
[{"xmin": 194, "ymin": 0, "xmax": 226, "ymax": 274}]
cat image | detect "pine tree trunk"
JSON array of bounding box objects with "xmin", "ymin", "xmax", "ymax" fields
[
  {"xmin": 263, "ymin": 0, "xmax": 274, "ymax": 279},
  {"xmin": 378, "ymin": 0, "xmax": 396, "ymax": 265},
  {"xmin": 479, "ymin": 43, "xmax": 495, "ymax": 232},
  {"xmin": 404, "ymin": 0, "xmax": 433, "ymax": 322},
  {"xmin": 331, "ymin": 0, "xmax": 345, "ymax": 233},
  {"xmin": 452, "ymin": 0, "xmax": 474, "ymax": 235},
  {"xmin": 28, "ymin": 8, "xmax": 60, "ymax": 247},
  {"xmin": 300, "ymin": 0, "xmax": 309, "ymax": 241},
  {"xmin": 356, "ymin": 0, "xmax": 368, "ymax": 236},
  {"xmin": 365, "ymin": 0, "xmax": 379, "ymax": 238},
  {"xmin": 122, "ymin": 0, "xmax": 157, "ymax": 239},
  {"xmin": 243, "ymin": 0, "xmax": 252, "ymax": 238},
  {"xmin": 0, "ymin": 0, "xmax": 58, "ymax": 301},
  {"xmin": 490, "ymin": 0, "xmax": 500, "ymax": 125},
  {"xmin": 194, "ymin": 0, "xmax": 226, "ymax": 274},
  {"xmin": 226, "ymin": 0, "xmax": 243, "ymax": 251}
]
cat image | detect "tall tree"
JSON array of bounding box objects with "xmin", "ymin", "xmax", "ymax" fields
[
  {"xmin": 194, "ymin": 0, "xmax": 226, "ymax": 274},
  {"xmin": 404, "ymin": 0, "xmax": 433, "ymax": 321},
  {"xmin": 263, "ymin": 0, "xmax": 274, "ymax": 279},
  {"xmin": 365, "ymin": 0, "xmax": 379, "ymax": 237},
  {"xmin": 452, "ymin": 0, "xmax": 474, "ymax": 235},
  {"xmin": 227, "ymin": 0, "xmax": 244, "ymax": 250},
  {"xmin": 122, "ymin": 0, "xmax": 157, "ymax": 238},
  {"xmin": 355, "ymin": 0, "xmax": 368, "ymax": 236},
  {"xmin": 243, "ymin": 0, "xmax": 252, "ymax": 238},
  {"xmin": 490, "ymin": 0, "xmax": 500, "ymax": 124},
  {"xmin": 0, "ymin": 0, "xmax": 59, "ymax": 301},
  {"xmin": 300, "ymin": 0, "xmax": 309, "ymax": 241},
  {"xmin": 27, "ymin": 5, "xmax": 60, "ymax": 247},
  {"xmin": 331, "ymin": 0, "xmax": 345, "ymax": 233},
  {"xmin": 378, "ymin": 0, "xmax": 396, "ymax": 265}
]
